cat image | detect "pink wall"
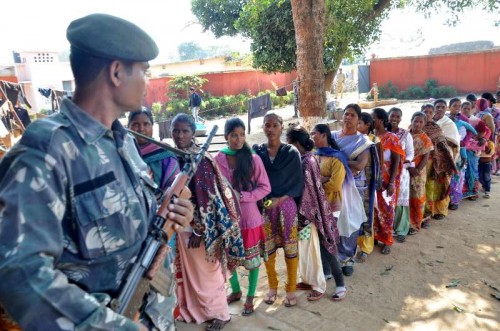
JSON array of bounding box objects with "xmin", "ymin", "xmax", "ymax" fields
[
  {"xmin": 370, "ymin": 49, "xmax": 500, "ymax": 93},
  {"xmin": 144, "ymin": 70, "xmax": 297, "ymax": 107}
]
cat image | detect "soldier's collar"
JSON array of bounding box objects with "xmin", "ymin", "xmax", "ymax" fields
[{"xmin": 60, "ymin": 98, "xmax": 108, "ymax": 144}]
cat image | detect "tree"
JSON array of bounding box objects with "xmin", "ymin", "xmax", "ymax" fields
[
  {"xmin": 193, "ymin": 0, "xmax": 391, "ymax": 84},
  {"xmin": 290, "ymin": 0, "xmax": 326, "ymax": 122},
  {"xmin": 192, "ymin": 0, "xmax": 499, "ymax": 119},
  {"xmin": 177, "ymin": 42, "xmax": 207, "ymax": 60},
  {"xmin": 167, "ymin": 74, "xmax": 208, "ymax": 101}
]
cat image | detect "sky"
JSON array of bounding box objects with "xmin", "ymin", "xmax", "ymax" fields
[{"xmin": 0, "ymin": 1, "xmax": 499, "ymax": 65}]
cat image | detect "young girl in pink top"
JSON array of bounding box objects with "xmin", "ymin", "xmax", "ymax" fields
[{"xmin": 215, "ymin": 118, "xmax": 271, "ymax": 316}]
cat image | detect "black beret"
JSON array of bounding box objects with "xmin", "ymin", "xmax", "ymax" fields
[{"xmin": 67, "ymin": 13, "xmax": 159, "ymax": 62}]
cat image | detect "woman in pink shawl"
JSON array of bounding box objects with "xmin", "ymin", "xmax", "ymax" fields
[{"xmin": 215, "ymin": 118, "xmax": 271, "ymax": 316}]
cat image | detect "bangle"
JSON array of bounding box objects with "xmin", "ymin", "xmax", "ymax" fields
[
  {"xmin": 388, "ymin": 182, "xmax": 395, "ymax": 186},
  {"xmin": 192, "ymin": 229, "xmax": 202, "ymax": 237}
]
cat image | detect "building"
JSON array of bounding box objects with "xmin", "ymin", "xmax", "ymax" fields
[{"xmin": 11, "ymin": 51, "xmax": 74, "ymax": 112}]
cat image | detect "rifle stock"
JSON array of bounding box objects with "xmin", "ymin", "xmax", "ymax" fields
[{"xmin": 110, "ymin": 125, "xmax": 218, "ymax": 319}]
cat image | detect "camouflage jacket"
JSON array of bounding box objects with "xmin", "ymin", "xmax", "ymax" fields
[{"xmin": 0, "ymin": 98, "xmax": 169, "ymax": 330}]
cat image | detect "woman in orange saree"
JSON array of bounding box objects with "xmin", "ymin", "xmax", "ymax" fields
[{"xmin": 408, "ymin": 112, "xmax": 433, "ymax": 232}]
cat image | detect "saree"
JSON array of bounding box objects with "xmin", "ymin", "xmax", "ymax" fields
[
  {"xmin": 175, "ymin": 145, "xmax": 245, "ymax": 324},
  {"xmin": 409, "ymin": 132, "xmax": 433, "ymax": 229},
  {"xmin": 139, "ymin": 142, "xmax": 179, "ymax": 191},
  {"xmin": 423, "ymin": 121, "xmax": 457, "ymax": 217},
  {"xmin": 393, "ymin": 129, "xmax": 414, "ymax": 236},
  {"xmin": 374, "ymin": 132, "xmax": 405, "ymax": 246}
]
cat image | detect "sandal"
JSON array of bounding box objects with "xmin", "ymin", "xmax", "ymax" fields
[
  {"xmin": 226, "ymin": 291, "xmax": 242, "ymax": 304},
  {"xmin": 381, "ymin": 244, "xmax": 391, "ymax": 255},
  {"xmin": 433, "ymin": 214, "xmax": 445, "ymax": 220},
  {"xmin": 205, "ymin": 318, "xmax": 230, "ymax": 331},
  {"xmin": 422, "ymin": 221, "xmax": 430, "ymax": 229},
  {"xmin": 342, "ymin": 265, "xmax": 354, "ymax": 276},
  {"xmin": 408, "ymin": 228, "xmax": 418, "ymax": 235},
  {"xmin": 284, "ymin": 295, "xmax": 297, "ymax": 307},
  {"xmin": 264, "ymin": 290, "xmax": 277, "ymax": 305},
  {"xmin": 332, "ymin": 288, "xmax": 347, "ymax": 301},
  {"xmin": 355, "ymin": 252, "xmax": 368, "ymax": 263},
  {"xmin": 396, "ymin": 235, "xmax": 406, "ymax": 243},
  {"xmin": 296, "ymin": 282, "xmax": 312, "ymax": 291},
  {"xmin": 241, "ymin": 296, "xmax": 254, "ymax": 316},
  {"xmin": 307, "ymin": 290, "xmax": 324, "ymax": 301}
]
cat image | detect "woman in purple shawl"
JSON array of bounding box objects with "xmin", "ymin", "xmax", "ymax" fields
[{"xmin": 286, "ymin": 125, "xmax": 343, "ymax": 301}]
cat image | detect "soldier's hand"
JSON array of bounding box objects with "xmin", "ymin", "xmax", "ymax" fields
[{"xmin": 168, "ymin": 197, "xmax": 193, "ymax": 232}]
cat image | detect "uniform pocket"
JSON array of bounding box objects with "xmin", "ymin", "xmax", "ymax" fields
[{"xmin": 74, "ymin": 172, "xmax": 138, "ymax": 259}]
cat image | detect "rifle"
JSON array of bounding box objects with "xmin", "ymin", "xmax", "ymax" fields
[{"xmin": 110, "ymin": 125, "xmax": 218, "ymax": 319}]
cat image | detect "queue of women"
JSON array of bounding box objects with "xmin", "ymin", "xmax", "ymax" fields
[{"xmin": 127, "ymin": 90, "xmax": 499, "ymax": 331}]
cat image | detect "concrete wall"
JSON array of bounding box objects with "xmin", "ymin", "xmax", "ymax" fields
[{"xmin": 370, "ymin": 49, "xmax": 500, "ymax": 93}]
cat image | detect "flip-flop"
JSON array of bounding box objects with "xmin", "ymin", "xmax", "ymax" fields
[
  {"xmin": 284, "ymin": 295, "xmax": 297, "ymax": 307},
  {"xmin": 355, "ymin": 252, "xmax": 368, "ymax": 263},
  {"xmin": 205, "ymin": 318, "xmax": 231, "ymax": 331},
  {"xmin": 408, "ymin": 228, "xmax": 418, "ymax": 235},
  {"xmin": 396, "ymin": 235, "xmax": 406, "ymax": 243},
  {"xmin": 264, "ymin": 291, "xmax": 277, "ymax": 305},
  {"xmin": 433, "ymin": 214, "xmax": 445, "ymax": 220},
  {"xmin": 226, "ymin": 291, "xmax": 242, "ymax": 304},
  {"xmin": 381, "ymin": 245, "xmax": 391, "ymax": 255},
  {"xmin": 307, "ymin": 290, "xmax": 324, "ymax": 301},
  {"xmin": 342, "ymin": 265, "xmax": 354, "ymax": 276},
  {"xmin": 242, "ymin": 302, "xmax": 254, "ymax": 316},
  {"xmin": 332, "ymin": 288, "xmax": 347, "ymax": 301},
  {"xmin": 296, "ymin": 282, "xmax": 312, "ymax": 290}
]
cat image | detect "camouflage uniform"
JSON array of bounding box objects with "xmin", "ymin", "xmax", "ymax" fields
[{"xmin": 0, "ymin": 98, "xmax": 174, "ymax": 330}]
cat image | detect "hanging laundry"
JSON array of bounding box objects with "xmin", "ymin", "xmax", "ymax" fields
[
  {"xmin": 0, "ymin": 81, "xmax": 32, "ymax": 109},
  {"xmin": 276, "ymin": 87, "xmax": 287, "ymax": 97},
  {"xmin": 247, "ymin": 93, "xmax": 272, "ymax": 134},
  {"xmin": 38, "ymin": 88, "xmax": 71, "ymax": 112}
]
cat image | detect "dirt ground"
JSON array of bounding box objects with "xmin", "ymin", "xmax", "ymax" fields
[{"xmin": 176, "ymin": 95, "xmax": 500, "ymax": 331}]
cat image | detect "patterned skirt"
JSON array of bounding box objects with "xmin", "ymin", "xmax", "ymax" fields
[
  {"xmin": 241, "ymin": 225, "xmax": 268, "ymax": 270},
  {"xmin": 263, "ymin": 197, "xmax": 298, "ymax": 259}
]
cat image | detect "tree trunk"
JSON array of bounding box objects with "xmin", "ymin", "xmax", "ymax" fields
[
  {"xmin": 291, "ymin": 0, "xmax": 326, "ymax": 128},
  {"xmin": 324, "ymin": 71, "xmax": 335, "ymax": 93}
]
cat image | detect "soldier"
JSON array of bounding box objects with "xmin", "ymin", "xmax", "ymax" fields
[{"xmin": 0, "ymin": 13, "xmax": 193, "ymax": 331}]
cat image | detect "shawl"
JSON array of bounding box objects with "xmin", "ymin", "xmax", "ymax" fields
[
  {"xmin": 380, "ymin": 132, "xmax": 405, "ymax": 181},
  {"xmin": 436, "ymin": 115, "xmax": 460, "ymax": 148},
  {"xmin": 332, "ymin": 130, "xmax": 373, "ymax": 160},
  {"xmin": 298, "ymin": 152, "xmax": 339, "ymax": 254},
  {"xmin": 253, "ymin": 143, "xmax": 304, "ymax": 198},
  {"xmin": 423, "ymin": 121, "xmax": 457, "ymax": 176},
  {"xmin": 179, "ymin": 143, "xmax": 245, "ymax": 272},
  {"xmin": 139, "ymin": 143, "xmax": 179, "ymax": 190},
  {"xmin": 411, "ymin": 132, "xmax": 434, "ymax": 159},
  {"xmin": 315, "ymin": 147, "xmax": 366, "ymax": 237}
]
